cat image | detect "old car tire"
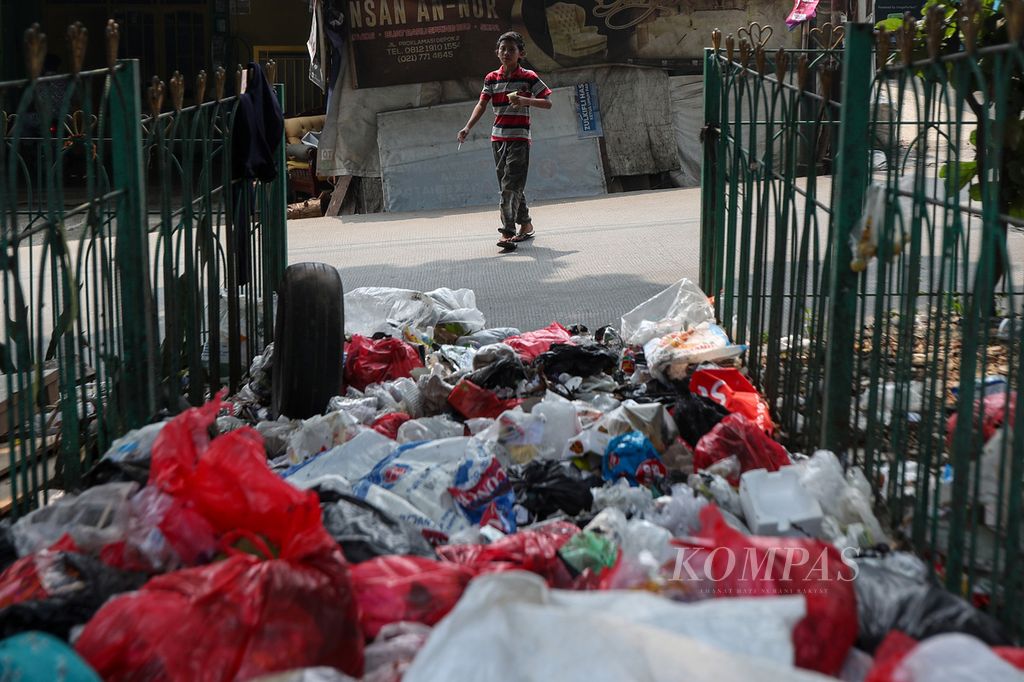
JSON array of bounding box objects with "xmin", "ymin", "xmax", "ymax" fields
[{"xmin": 272, "ymin": 262, "xmax": 344, "ymax": 419}]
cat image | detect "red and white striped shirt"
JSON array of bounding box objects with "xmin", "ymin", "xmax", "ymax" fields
[{"xmin": 480, "ymin": 65, "xmax": 552, "ymax": 143}]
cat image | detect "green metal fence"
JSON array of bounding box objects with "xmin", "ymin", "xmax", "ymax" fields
[
  {"xmin": 703, "ymin": 8, "xmax": 1024, "ymax": 638},
  {"xmin": 0, "ymin": 20, "xmax": 287, "ymax": 516}
]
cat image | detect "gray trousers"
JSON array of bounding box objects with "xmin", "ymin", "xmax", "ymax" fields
[{"xmin": 492, "ymin": 140, "xmax": 531, "ymax": 233}]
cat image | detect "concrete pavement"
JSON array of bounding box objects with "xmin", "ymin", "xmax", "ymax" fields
[{"xmin": 287, "ymin": 187, "xmax": 704, "ymax": 332}]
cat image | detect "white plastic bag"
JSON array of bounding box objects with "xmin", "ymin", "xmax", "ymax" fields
[
  {"xmin": 621, "ymin": 519, "xmax": 674, "ymax": 563},
  {"xmin": 857, "ymin": 381, "xmax": 924, "ymax": 427},
  {"xmin": 591, "ymin": 478, "xmax": 656, "ymax": 518},
  {"xmin": 352, "ymin": 437, "xmax": 477, "ymax": 539},
  {"xmin": 404, "ymin": 572, "xmax": 823, "ymax": 682},
  {"xmin": 456, "ymin": 328, "xmax": 520, "ymax": 348},
  {"xmin": 285, "ymin": 410, "xmax": 362, "ymax": 464},
  {"xmin": 428, "ymin": 287, "xmax": 487, "ymax": 342},
  {"xmin": 286, "ymin": 429, "xmax": 396, "ymax": 488},
  {"xmin": 363, "ymin": 622, "xmax": 432, "ymax": 682},
  {"xmin": 488, "ymin": 408, "xmax": 545, "ymax": 465},
  {"xmin": 101, "ymin": 421, "xmax": 167, "ymax": 463},
  {"xmin": 620, "ymin": 279, "xmax": 716, "ymax": 347},
  {"xmin": 344, "ymin": 287, "xmax": 439, "ymax": 344},
  {"xmin": 584, "ymin": 507, "xmax": 629, "ymax": 546},
  {"xmin": 643, "ymin": 324, "xmax": 746, "ymax": 383},
  {"xmin": 564, "ymin": 426, "xmax": 612, "ymax": 460},
  {"xmin": 794, "ymin": 451, "xmax": 888, "ymax": 545},
  {"xmin": 850, "ymin": 182, "xmax": 909, "ymax": 273},
  {"xmin": 980, "ymin": 426, "xmax": 1016, "ymax": 527},
  {"xmin": 688, "ymin": 469, "xmax": 744, "ymax": 519},
  {"xmin": 472, "ymin": 343, "xmax": 518, "ymax": 370},
  {"xmin": 533, "ymin": 391, "xmax": 582, "ymax": 460},
  {"xmin": 600, "ymin": 400, "xmax": 680, "ymax": 453},
  {"xmin": 397, "ymin": 416, "xmax": 464, "ymax": 443},
  {"xmin": 253, "ymin": 667, "xmax": 357, "ymax": 682},
  {"xmin": 326, "ymin": 396, "xmax": 379, "ymax": 424},
  {"xmin": 434, "ymin": 345, "xmax": 477, "ymax": 373},
  {"xmin": 892, "ymin": 633, "xmax": 1022, "ymax": 682},
  {"xmin": 12, "ymin": 482, "xmax": 138, "ymax": 556},
  {"xmin": 650, "ymin": 484, "xmax": 709, "ymax": 537}
]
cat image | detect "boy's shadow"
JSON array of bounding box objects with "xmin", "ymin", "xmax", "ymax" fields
[{"xmin": 495, "ymin": 244, "xmax": 578, "ymax": 261}]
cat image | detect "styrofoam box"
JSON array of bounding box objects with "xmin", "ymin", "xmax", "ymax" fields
[{"xmin": 739, "ymin": 468, "xmax": 824, "ymax": 537}]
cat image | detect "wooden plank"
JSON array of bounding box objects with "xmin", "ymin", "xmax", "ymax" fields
[
  {"xmin": 0, "ymin": 368, "xmax": 60, "ymax": 438},
  {"xmin": 325, "ymin": 174, "xmax": 353, "ymax": 217},
  {"xmin": 0, "ymin": 435, "xmax": 59, "ymax": 480},
  {"xmin": 0, "ymin": 451, "xmax": 60, "ymax": 517}
]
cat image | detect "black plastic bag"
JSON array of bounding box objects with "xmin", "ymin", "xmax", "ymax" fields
[
  {"xmin": 852, "ymin": 550, "xmax": 1011, "ymax": 652},
  {"xmin": 672, "ymin": 392, "xmax": 730, "ymax": 448},
  {"xmin": 466, "ymin": 357, "xmax": 526, "ymax": 391},
  {"xmin": 314, "ymin": 484, "xmax": 434, "ymax": 563},
  {"xmin": 0, "ymin": 522, "xmax": 15, "ymax": 573},
  {"xmin": 537, "ymin": 343, "xmax": 618, "ymax": 379},
  {"xmin": 510, "ymin": 460, "xmax": 602, "ymax": 523},
  {"xmin": 0, "ymin": 552, "xmax": 148, "ymax": 641},
  {"xmin": 81, "ymin": 458, "xmax": 151, "ymax": 488}
]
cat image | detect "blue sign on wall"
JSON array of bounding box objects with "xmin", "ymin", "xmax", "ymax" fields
[{"xmin": 575, "ymin": 82, "xmax": 603, "ymax": 139}]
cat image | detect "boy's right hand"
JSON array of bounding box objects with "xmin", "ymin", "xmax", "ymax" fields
[{"xmin": 457, "ymin": 128, "xmax": 469, "ymax": 143}]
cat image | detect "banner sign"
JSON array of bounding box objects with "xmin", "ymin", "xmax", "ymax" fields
[
  {"xmin": 346, "ymin": 0, "xmax": 752, "ymax": 89},
  {"xmin": 785, "ymin": 0, "xmax": 819, "ymax": 29},
  {"xmin": 574, "ymin": 82, "xmax": 603, "ymax": 138}
]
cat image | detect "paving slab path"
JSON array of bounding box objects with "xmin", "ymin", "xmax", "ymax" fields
[{"xmin": 288, "ymin": 187, "xmax": 704, "ymax": 332}]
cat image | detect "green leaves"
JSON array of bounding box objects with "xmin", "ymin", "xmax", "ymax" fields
[
  {"xmin": 939, "ymin": 160, "xmax": 979, "ymax": 190},
  {"xmin": 876, "ymin": 17, "xmax": 904, "ymax": 32}
]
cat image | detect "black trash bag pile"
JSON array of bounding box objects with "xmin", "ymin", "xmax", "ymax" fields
[
  {"xmin": 466, "ymin": 358, "xmax": 527, "ymax": 391},
  {"xmin": 852, "ymin": 550, "xmax": 1012, "ymax": 653},
  {"xmin": 0, "ymin": 552, "xmax": 148, "ymax": 641},
  {"xmin": 672, "ymin": 390, "xmax": 730, "ymax": 448},
  {"xmin": 510, "ymin": 460, "xmax": 603, "ymax": 524},
  {"xmin": 537, "ymin": 343, "xmax": 618, "ymax": 379},
  {"xmin": 0, "ymin": 522, "xmax": 15, "ymax": 574}
]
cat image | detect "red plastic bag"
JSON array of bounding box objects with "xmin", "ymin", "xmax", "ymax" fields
[
  {"xmin": 0, "ymin": 535, "xmax": 78, "ymax": 610},
  {"xmin": 693, "ymin": 413, "xmax": 790, "ymax": 485},
  {"xmin": 691, "ymin": 368, "xmax": 774, "ymax": 434},
  {"xmin": 149, "ymin": 396, "xmax": 323, "ymax": 549},
  {"xmin": 76, "ymin": 529, "xmax": 364, "ymax": 681},
  {"xmin": 945, "ymin": 391, "xmax": 1016, "ymax": 447},
  {"xmin": 447, "ymin": 379, "xmax": 522, "ymax": 419},
  {"xmin": 372, "ymin": 413, "xmax": 412, "ymax": 440},
  {"xmin": 672, "ymin": 506, "xmax": 857, "ymax": 675},
  {"xmin": 345, "ymin": 335, "xmax": 424, "ymax": 392},
  {"xmin": 350, "ymin": 556, "xmax": 476, "ymax": 639},
  {"xmin": 504, "ymin": 322, "xmax": 572, "ymax": 361},
  {"xmin": 437, "ymin": 521, "xmax": 579, "ymax": 586},
  {"xmin": 100, "ymin": 488, "xmax": 218, "ymax": 573}
]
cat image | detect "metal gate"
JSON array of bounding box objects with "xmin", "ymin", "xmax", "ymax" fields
[
  {"xmin": 0, "ymin": 20, "xmax": 287, "ymax": 515},
  {"xmin": 702, "ymin": 9, "xmax": 1024, "ymax": 637}
]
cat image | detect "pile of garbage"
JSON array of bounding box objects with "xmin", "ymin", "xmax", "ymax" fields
[{"xmin": 0, "ymin": 279, "xmax": 1021, "ymax": 681}]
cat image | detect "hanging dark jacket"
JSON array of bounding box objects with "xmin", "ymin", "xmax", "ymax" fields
[{"xmin": 232, "ymin": 62, "xmax": 284, "ymax": 182}]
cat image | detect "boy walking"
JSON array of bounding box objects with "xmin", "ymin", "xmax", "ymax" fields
[{"xmin": 458, "ymin": 31, "xmax": 553, "ymax": 249}]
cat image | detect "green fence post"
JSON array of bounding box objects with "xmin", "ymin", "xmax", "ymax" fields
[
  {"xmin": 261, "ymin": 82, "xmax": 288, "ymax": 346},
  {"xmin": 821, "ymin": 23, "xmax": 872, "ymax": 452},
  {"xmin": 273, "ymin": 82, "xmax": 288, "ymax": 287},
  {"xmin": 700, "ymin": 47, "xmax": 721, "ymax": 295},
  {"xmin": 110, "ymin": 60, "xmax": 156, "ymax": 428}
]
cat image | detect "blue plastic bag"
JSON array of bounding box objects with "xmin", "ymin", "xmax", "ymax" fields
[
  {"xmin": 602, "ymin": 431, "xmax": 667, "ymax": 488},
  {"xmin": 448, "ymin": 450, "xmax": 517, "ymax": 534}
]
